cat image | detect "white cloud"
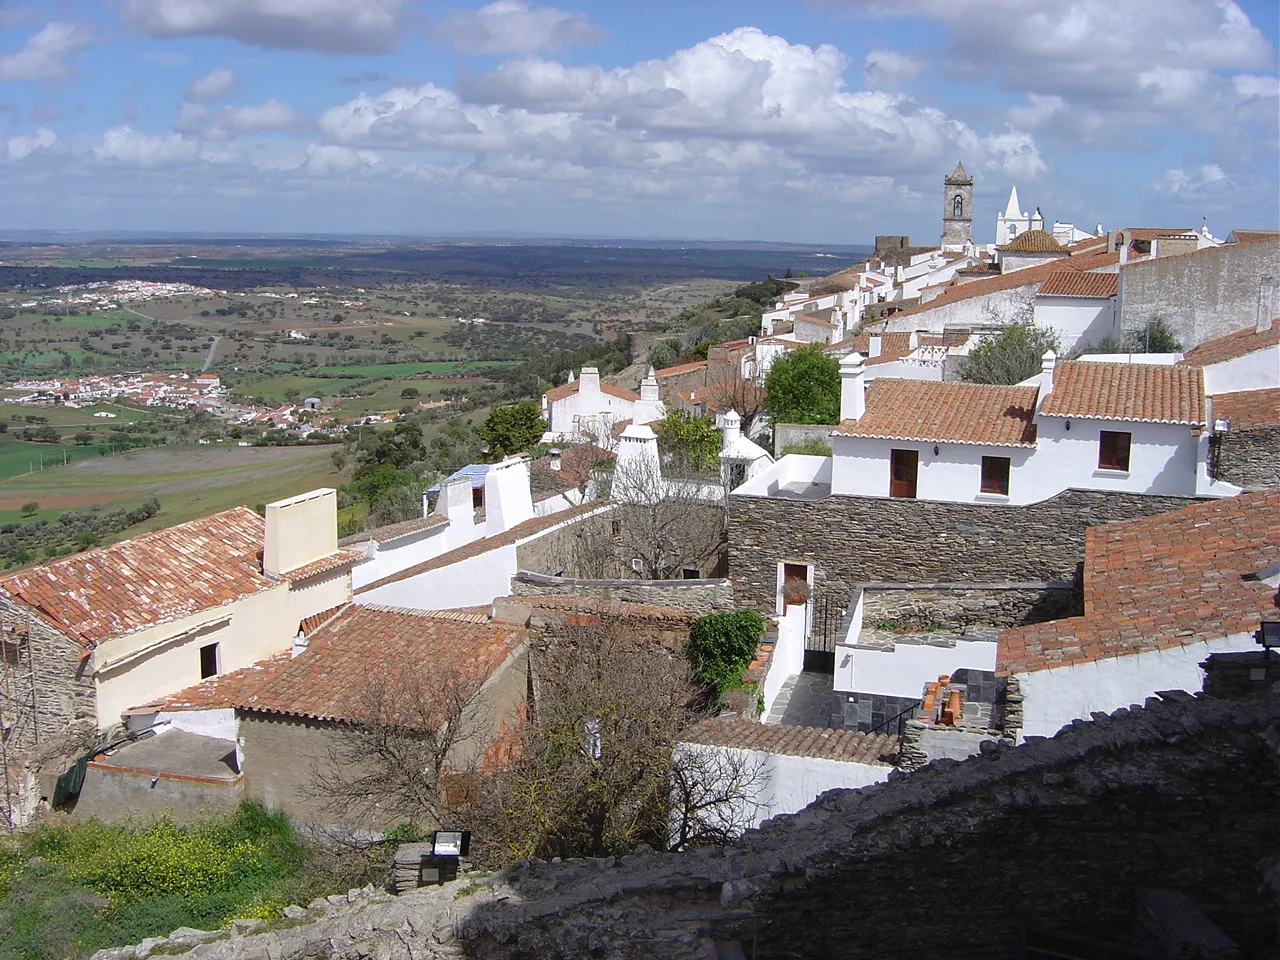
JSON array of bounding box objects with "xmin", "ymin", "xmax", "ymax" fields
[
  {"xmin": 185, "ymin": 67, "xmax": 238, "ymax": 103},
  {"xmin": 862, "ymin": 49, "xmax": 925, "ymax": 88},
  {"xmin": 296, "ymin": 144, "xmax": 383, "ymax": 177},
  {"xmin": 4, "ymin": 127, "xmax": 56, "ymax": 160},
  {"xmin": 177, "ymin": 99, "xmax": 306, "ymax": 140},
  {"xmin": 435, "ymin": 1, "xmax": 605, "ymax": 56},
  {"xmin": 0, "ymin": 21, "xmax": 92, "ymax": 81},
  {"xmin": 1151, "ymin": 164, "xmax": 1232, "ymax": 199},
  {"xmin": 94, "ymin": 126, "xmax": 201, "ymax": 167},
  {"xmin": 120, "ymin": 0, "xmax": 408, "ymax": 54}
]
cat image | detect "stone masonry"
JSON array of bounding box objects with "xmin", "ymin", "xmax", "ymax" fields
[
  {"xmin": 508, "ymin": 572, "xmax": 736, "ymax": 615},
  {"xmin": 92, "ymin": 688, "xmax": 1280, "ymax": 960},
  {"xmin": 860, "ymin": 583, "xmax": 1081, "ymax": 631},
  {"xmin": 727, "ymin": 488, "xmax": 1200, "ymax": 613},
  {"xmin": 1214, "ymin": 427, "xmax": 1280, "ymax": 489}
]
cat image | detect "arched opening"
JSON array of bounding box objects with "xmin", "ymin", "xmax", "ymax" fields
[{"xmin": 953, "ymin": 194, "xmax": 964, "ymax": 218}]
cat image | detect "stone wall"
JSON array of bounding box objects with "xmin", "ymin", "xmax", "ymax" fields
[
  {"xmin": 71, "ymin": 762, "xmax": 243, "ymax": 823},
  {"xmin": 727, "ymin": 488, "xmax": 1200, "ymax": 613},
  {"xmin": 238, "ymin": 711, "xmax": 357, "ymax": 828},
  {"xmin": 510, "ymin": 572, "xmax": 735, "ymax": 615},
  {"xmin": 1214, "ymin": 427, "xmax": 1280, "ymax": 489},
  {"xmin": 0, "ymin": 599, "xmax": 96, "ymax": 751},
  {"xmin": 1117, "ymin": 238, "xmax": 1280, "ymax": 346},
  {"xmin": 860, "ymin": 582, "xmax": 1081, "ymax": 631},
  {"xmin": 772, "ymin": 423, "xmax": 832, "ymax": 456},
  {"xmin": 94, "ymin": 690, "xmax": 1280, "ymax": 960}
]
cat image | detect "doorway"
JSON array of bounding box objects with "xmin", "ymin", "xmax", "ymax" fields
[{"xmin": 890, "ymin": 449, "xmax": 918, "ymax": 498}]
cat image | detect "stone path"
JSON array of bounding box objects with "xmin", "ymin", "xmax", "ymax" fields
[{"xmin": 766, "ymin": 671, "xmax": 835, "ymax": 727}]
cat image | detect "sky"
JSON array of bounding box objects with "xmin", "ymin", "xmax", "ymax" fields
[{"xmin": 0, "ymin": 0, "xmax": 1277, "ymax": 244}]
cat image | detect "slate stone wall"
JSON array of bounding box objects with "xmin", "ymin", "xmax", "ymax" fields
[
  {"xmin": 510, "ymin": 572, "xmax": 735, "ymax": 615},
  {"xmin": 861, "ymin": 584, "xmax": 1081, "ymax": 631},
  {"xmin": 0, "ymin": 603, "xmax": 96, "ymax": 752},
  {"xmin": 1214, "ymin": 427, "xmax": 1280, "ymax": 489},
  {"xmin": 727, "ymin": 489, "xmax": 1200, "ymax": 613}
]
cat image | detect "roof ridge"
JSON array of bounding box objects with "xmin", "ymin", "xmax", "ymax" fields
[{"xmin": 356, "ymin": 602, "xmax": 492, "ymax": 623}]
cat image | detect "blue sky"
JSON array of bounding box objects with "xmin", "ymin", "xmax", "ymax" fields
[{"xmin": 0, "ymin": 0, "xmax": 1276, "ymax": 244}]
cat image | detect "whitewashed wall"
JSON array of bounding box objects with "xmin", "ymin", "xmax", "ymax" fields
[
  {"xmin": 674, "ymin": 742, "xmax": 891, "ymax": 831},
  {"xmin": 761, "ymin": 603, "xmax": 807, "ymax": 719},
  {"xmin": 1014, "ymin": 632, "xmax": 1257, "ymax": 740},
  {"xmin": 839, "ymin": 636, "xmax": 998, "ymax": 699},
  {"xmin": 350, "ymin": 528, "xmax": 453, "ymax": 591},
  {"xmin": 355, "ymin": 543, "xmax": 519, "ymax": 611},
  {"xmin": 1202, "ymin": 344, "xmax": 1280, "ymax": 395},
  {"xmin": 1034, "ymin": 297, "xmax": 1118, "ymax": 351}
]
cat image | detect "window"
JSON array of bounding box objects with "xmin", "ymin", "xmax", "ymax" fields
[
  {"xmin": 980, "ymin": 456, "xmax": 1010, "ymax": 495},
  {"xmin": 728, "ymin": 462, "xmax": 747, "ymax": 489},
  {"xmin": 610, "ymin": 519, "xmax": 622, "ymax": 537},
  {"xmin": 199, "ymin": 642, "xmax": 220, "ymax": 680},
  {"xmin": 889, "ymin": 449, "xmax": 918, "ymax": 499},
  {"xmin": 1098, "ymin": 431, "xmax": 1131, "ymax": 471},
  {"xmin": 680, "ymin": 567, "xmax": 700, "ymax": 580}
]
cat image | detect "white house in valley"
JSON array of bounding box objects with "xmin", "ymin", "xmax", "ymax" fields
[
  {"xmin": 541, "ymin": 366, "xmax": 662, "ymax": 445},
  {"xmin": 998, "ymin": 491, "xmax": 1277, "ymax": 740}
]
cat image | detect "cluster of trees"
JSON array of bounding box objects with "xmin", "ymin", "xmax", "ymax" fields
[
  {"xmin": 647, "ymin": 275, "xmax": 796, "ymax": 370},
  {"xmin": 763, "ymin": 344, "xmax": 840, "ymax": 425},
  {"xmin": 0, "ymin": 497, "xmax": 161, "ymax": 567}
]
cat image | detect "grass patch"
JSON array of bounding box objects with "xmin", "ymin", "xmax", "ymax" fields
[
  {"xmin": 319, "ymin": 361, "xmax": 516, "ymax": 377},
  {"xmin": 0, "ymin": 802, "xmax": 339, "ymax": 960}
]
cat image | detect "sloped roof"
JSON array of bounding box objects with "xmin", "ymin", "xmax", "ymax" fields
[
  {"xmin": 238, "ymin": 604, "xmax": 524, "ymax": 723},
  {"xmin": 891, "ymin": 250, "xmax": 1121, "ymax": 321},
  {"xmin": 0, "ymin": 507, "xmax": 273, "ymax": 646},
  {"xmin": 998, "ymin": 490, "xmax": 1280, "ymax": 675},
  {"xmin": 655, "ymin": 360, "xmax": 709, "ymax": 378},
  {"xmin": 1039, "ymin": 361, "xmax": 1205, "ymax": 425},
  {"xmin": 1037, "ymin": 272, "xmax": 1118, "ymax": 299},
  {"xmin": 1211, "ymin": 388, "xmax": 1280, "ymax": 431},
  {"xmin": 998, "ymin": 230, "xmax": 1066, "ymax": 253},
  {"xmin": 544, "ymin": 379, "xmax": 639, "ymax": 404},
  {"xmin": 339, "ymin": 513, "xmax": 449, "ymax": 547},
  {"xmin": 794, "ymin": 312, "xmax": 837, "ymax": 329},
  {"xmin": 944, "ymin": 160, "xmax": 970, "ymax": 184},
  {"xmin": 834, "ymin": 379, "xmax": 1038, "ymax": 448},
  {"xmin": 1179, "ymin": 319, "xmax": 1280, "ymax": 368},
  {"xmin": 354, "ymin": 501, "xmax": 611, "ymax": 596},
  {"xmin": 844, "ymin": 331, "xmax": 916, "ymax": 362},
  {"xmin": 683, "ymin": 718, "xmax": 897, "ymax": 765},
  {"xmin": 124, "ymin": 651, "xmax": 293, "ymax": 715},
  {"xmin": 1226, "ymin": 229, "xmax": 1280, "ymax": 244}
]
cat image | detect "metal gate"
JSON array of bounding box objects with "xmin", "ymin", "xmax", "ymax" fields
[{"xmin": 803, "ymin": 596, "xmax": 842, "ymax": 673}]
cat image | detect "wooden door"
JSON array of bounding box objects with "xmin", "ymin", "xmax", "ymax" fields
[{"xmin": 890, "ymin": 449, "xmax": 918, "ymax": 498}]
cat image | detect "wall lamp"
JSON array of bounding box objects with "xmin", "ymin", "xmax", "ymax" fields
[
  {"xmin": 1065, "ymin": 420, "xmax": 1071, "ymax": 431},
  {"xmin": 933, "ymin": 445, "xmax": 939, "ymax": 456},
  {"xmin": 1256, "ymin": 621, "xmax": 1280, "ymax": 650}
]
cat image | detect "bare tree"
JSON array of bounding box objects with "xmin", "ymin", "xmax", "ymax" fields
[
  {"xmin": 312, "ymin": 661, "xmax": 497, "ymax": 830},
  {"xmin": 463, "ymin": 620, "xmax": 762, "ymax": 865}
]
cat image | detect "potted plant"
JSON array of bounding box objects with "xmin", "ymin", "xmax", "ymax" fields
[{"xmin": 781, "ymin": 577, "xmax": 811, "ymax": 607}]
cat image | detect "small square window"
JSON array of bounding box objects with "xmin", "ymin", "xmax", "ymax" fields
[
  {"xmin": 680, "ymin": 567, "xmax": 700, "ymax": 580},
  {"xmin": 980, "ymin": 456, "xmax": 1010, "ymax": 495},
  {"xmin": 610, "ymin": 519, "xmax": 622, "ymax": 538},
  {"xmin": 1099, "ymin": 431, "xmax": 1131, "ymax": 471},
  {"xmin": 199, "ymin": 642, "xmax": 220, "ymax": 680}
]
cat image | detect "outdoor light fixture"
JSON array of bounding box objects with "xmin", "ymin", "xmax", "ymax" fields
[
  {"xmin": 933, "ymin": 445, "xmax": 939, "ymax": 456},
  {"xmin": 1256, "ymin": 621, "xmax": 1280, "ymax": 650},
  {"xmin": 1065, "ymin": 420, "xmax": 1071, "ymax": 431},
  {"xmin": 431, "ymin": 830, "xmax": 470, "ymax": 857}
]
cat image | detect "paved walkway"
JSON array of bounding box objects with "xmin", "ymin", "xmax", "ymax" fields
[{"xmin": 766, "ymin": 671, "xmax": 835, "ymax": 728}]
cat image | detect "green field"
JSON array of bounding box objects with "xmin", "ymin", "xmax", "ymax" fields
[
  {"xmin": 0, "ymin": 403, "xmax": 151, "ymax": 426},
  {"xmin": 318, "ymin": 360, "xmax": 516, "ymax": 377},
  {"xmin": 0, "ymin": 434, "xmax": 104, "ymax": 482}
]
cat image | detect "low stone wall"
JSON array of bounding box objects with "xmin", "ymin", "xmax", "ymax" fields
[
  {"xmin": 71, "ymin": 763, "xmax": 243, "ymax": 823},
  {"xmin": 1214, "ymin": 428, "xmax": 1280, "ymax": 489},
  {"xmin": 728, "ymin": 488, "xmax": 1200, "ymax": 613},
  {"xmin": 772, "ymin": 423, "xmax": 833, "ymax": 456},
  {"xmin": 510, "ymin": 572, "xmax": 735, "ymax": 614},
  {"xmin": 860, "ymin": 582, "xmax": 1081, "ymax": 630}
]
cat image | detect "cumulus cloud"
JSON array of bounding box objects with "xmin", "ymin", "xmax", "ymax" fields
[
  {"xmin": 94, "ymin": 126, "xmax": 202, "ymax": 167},
  {"xmin": 1150, "ymin": 164, "xmax": 1233, "ymax": 199},
  {"xmin": 177, "ymin": 99, "xmax": 307, "ymax": 140},
  {"xmin": 296, "ymin": 144, "xmax": 383, "ymax": 177},
  {"xmin": 185, "ymin": 67, "xmax": 238, "ymax": 103},
  {"xmin": 862, "ymin": 49, "xmax": 925, "ymax": 88},
  {"xmin": 0, "ymin": 21, "xmax": 93, "ymax": 81},
  {"xmin": 120, "ymin": 0, "xmax": 408, "ymax": 55},
  {"xmin": 435, "ymin": 1, "xmax": 605, "ymax": 56},
  {"xmin": 4, "ymin": 127, "xmax": 56, "ymax": 161}
]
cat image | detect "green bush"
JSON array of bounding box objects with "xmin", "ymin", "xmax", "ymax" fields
[
  {"xmin": 780, "ymin": 437, "xmax": 832, "ymax": 456},
  {"xmin": 687, "ymin": 609, "xmax": 766, "ymax": 705}
]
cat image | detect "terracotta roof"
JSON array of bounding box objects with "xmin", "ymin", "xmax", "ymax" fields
[
  {"xmin": 0, "ymin": 507, "xmax": 273, "ymax": 646},
  {"xmin": 891, "ymin": 251, "xmax": 1121, "ymax": 321},
  {"xmin": 299, "ymin": 603, "xmax": 349, "ymax": 636},
  {"xmin": 677, "ymin": 380, "xmax": 762, "ymax": 413},
  {"xmin": 124, "ymin": 651, "xmax": 292, "ymax": 715},
  {"xmin": 543, "ymin": 379, "xmax": 639, "ymax": 404},
  {"xmin": 998, "ymin": 229, "xmax": 1067, "ymax": 253},
  {"xmin": 339, "ymin": 513, "xmax": 448, "ymax": 547},
  {"xmin": 655, "ymin": 360, "xmax": 709, "ymax": 378},
  {"xmin": 794, "ymin": 313, "xmax": 837, "ymax": 329},
  {"xmin": 834, "ymin": 379, "xmax": 1038, "ymax": 448},
  {"xmin": 998, "ymin": 490, "xmax": 1280, "ymax": 675},
  {"xmin": 238, "ymin": 604, "xmax": 525, "ymax": 723},
  {"xmin": 1122, "ymin": 227, "xmax": 1192, "ymax": 241},
  {"xmin": 683, "ymin": 718, "xmax": 897, "ymax": 765},
  {"xmin": 1226, "ymin": 229, "xmax": 1280, "ymax": 244},
  {"xmin": 1211, "ymin": 388, "xmax": 1280, "ymax": 431},
  {"xmin": 279, "ymin": 548, "xmax": 364, "ymax": 583},
  {"xmin": 1179, "ymin": 319, "xmax": 1280, "ymax": 368},
  {"xmin": 354, "ymin": 501, "xmax": 611, "ymax": 596},
  {"xmin": 1036, "ymin": 272, "xmax": 1118, "ymax": 299},
  {"xmin": 846, "ymin": 331, "xmax": 915, "ymax": 362},
  {"xmin": 502, "ymin": 594, "xmax": 700, "ymax": 623},
  {"xmin": 529, "ymin": 444, "xmax": 615, "ymax": 498},
  {"xmin": 1039, "ymin": 361, "xmax": 1204, "ymax": 425},
  {"xmin": 1065, "ymin": 236, "xmax": 1108, "ymax": 254}
]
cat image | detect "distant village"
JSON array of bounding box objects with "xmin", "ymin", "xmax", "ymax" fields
[{"xmin": 0, "ymin": 164, "xmax": 1277, "ymax": 957}]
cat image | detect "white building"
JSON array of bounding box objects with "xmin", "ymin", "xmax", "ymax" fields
[{"xmin": 542, "ymin": 366, "xmax": 659, "ymax": 445}]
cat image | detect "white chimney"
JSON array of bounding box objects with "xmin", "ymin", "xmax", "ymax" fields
[
  {"xmin": 1040, "ymin": 349, "xmax": 1057, "ymax": 396},
  {"xmin": 868, "ymin": 335, "xmax": 882, "ymax": 358},
  {"xmin": 432, "ymin": 475, "xmax": 475, "ymax": 538},
  {"xmin": 484, "ymin": 455, "xmax": 534, "ymax": 536},
  {"xmin": 613, "ymin": 423, "xmax": 661, "ymax": 504},
  {"xmin": 548, "ymin": 448, "xmax": 562, "ymax": 471},
  {"xmin": 579, "ymin": 366, "xmax": 600, "ymax": 395},
  {"xmin": 263, "ymin": 488, "xmax": 337, "ymax": 577},
  {"xmin": 640, "ymin": 366, "xmax": 659, "ymax": 403},
  {"xmin": 720, "ymin": 409, "xmax": 741, "ymax": 451},
  {"xmin": 1258, "ymin": 276, "xmax": 1276, "ymax": 334},
  {"xmin": 840, "ymin": 353, "xmax": 866, "ymax": 422}
]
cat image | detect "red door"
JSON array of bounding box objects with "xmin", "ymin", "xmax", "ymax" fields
[{"xmin": 890, "ymin": 449, "xmax": 918, "ymax": 498}]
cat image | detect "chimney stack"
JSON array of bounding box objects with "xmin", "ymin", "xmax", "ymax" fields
[
  {"xmin": 840, "ymin": 352, "xmax": 867, "ymax": 422},
  {"xmin": 579, "ymin": 366, "xmax": 600, "ymax": 395},
  {"xmin": 263, "ymin": 488, "xmax": 337, "ymax": 577},
  {"xmin": 1040, "ymin": 350, "xmax": 1057, "ymax": 396},
  {"xmin": 1258, "ymin": 276, "xmax": 1276, "ymax": 334},
  {"xmin": 868, "ymin": 335, "xmax": 882, "ymax": 358},
  {"xmin": 721, "ymin": 409, "xmax": 741, "ymax": 451},
  {"xmin": 483, "ymin": 456, "xmax": 534, "ymax": 536},
  {"xmin": 431, "ymin": 474, "xmax": 475, "ymax": 538}
]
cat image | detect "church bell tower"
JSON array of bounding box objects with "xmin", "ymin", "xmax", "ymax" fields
[{"xmin": 941, "ymin": 160, "xmax": 973, "ymax": 251}]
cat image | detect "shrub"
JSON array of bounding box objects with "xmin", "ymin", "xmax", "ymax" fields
[
  {"xmin": 780, "ymin": 437, "xmax": 832, "ymax": 456},
  {"xmin": 687, "ymin": 609, "xmax": 766, "ymax": 706}
]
